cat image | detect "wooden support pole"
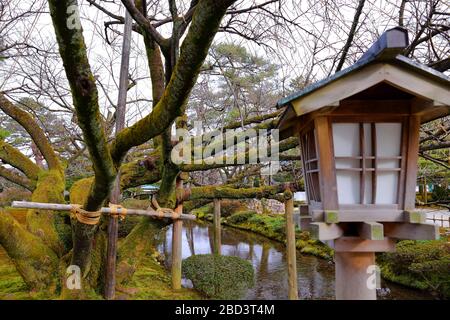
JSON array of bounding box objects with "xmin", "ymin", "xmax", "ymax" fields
[
  {"xmin": 105, "ymin": 176, "xmax": 121, "ymax": 300},
  {"xmin": 285, "ymin": 194, "xmax": 299, "ymax": 300},
  {"xmin": 104, "ymin": 8, "xmax": 133, "ymax": 300},
  {"xmin": 172, "ymin": 205, "xmax": 183, "ymax": 290},
  {"xmin": 335, "ymin": 251, "xmax": 377, "ymax": 300},
  {"xmin": 213, "ymin": 198, "xmax": 221, "ymax": 255}
]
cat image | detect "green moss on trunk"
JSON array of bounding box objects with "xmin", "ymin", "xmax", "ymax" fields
[
  {"xmin": 27, "ymin": 169, "xmax": 70, "ymax": 256},
  {"xmin": 0, "ymin": 209, "xmax": 59, "ymax": 292}
]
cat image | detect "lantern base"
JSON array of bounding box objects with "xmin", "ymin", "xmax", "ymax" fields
[{"xmin": 335, "ymin": 251, "xmax": 377, "ymax": 300}]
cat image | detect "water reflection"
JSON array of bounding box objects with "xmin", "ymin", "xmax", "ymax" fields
[{"xmin": 158, "ymin": 220, "xmax": 432, "ymax": 300}]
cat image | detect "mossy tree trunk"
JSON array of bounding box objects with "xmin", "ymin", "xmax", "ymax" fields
[{"xmin": 0, "ymin": 0, "xmax": 238, "ymax": 298}]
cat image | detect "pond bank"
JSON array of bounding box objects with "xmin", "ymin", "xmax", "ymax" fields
[
  {"xmin": 192, "ymin": 207, "xmax": 447, "ymax": 299},
  {"xmin": 192, "ymin": 208, "xmax": 333, "ymax": 260},
  {"xmin": 158, "ymin": 220, "xmax": 433, "ymax": 299}
]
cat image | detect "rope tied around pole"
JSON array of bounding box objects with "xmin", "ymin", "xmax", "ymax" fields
[
  {"xmin": 150, "ymin": 195, "xmax": 181, "ymax": 219},
  {"xmin": 109, "ymin": 203, "xmax": 127, "ymax": 221},
  {"xmin": 70, "ymin": 204, "xmax": 102, "ymax": 225}
]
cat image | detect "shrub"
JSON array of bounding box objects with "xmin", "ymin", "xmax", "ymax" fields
[
  {"xmin": 378, "ymin": 240, "xmax": 450, "ymax": 298},
  {"xmin": 182, "ymin": 254, "xmax": 254, "ymax": 299},
  {"xmin": 191, "ymin": 203, "xmax": 213, "ymax": 219},
  {"xmin": 220, "ymin": 200, "xmax": 247, "ymax": 217},
  {"xmin": 226, "ymin": 210, "xmax": 256, "ymax": 224}
]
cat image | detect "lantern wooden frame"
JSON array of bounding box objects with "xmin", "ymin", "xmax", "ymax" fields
[{"xmin": 277, "ymin": 27, "xmax": 450, "ymax": 299}]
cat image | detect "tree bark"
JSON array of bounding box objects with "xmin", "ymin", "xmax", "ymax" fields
[
  {"xmin": 48, "ymin": 0, "xmax": 116, "ymax": 211},
  {"xmin": 0, "ymin": 209, "xmax": 59, "ymax": 291},
  {"xmin": 110, "ymin": 0, "xmax": 238, "ymax": 164},
  {"xmin": 0, "ymin": 93, "xmax": 62, "ymax": 171},
  {"xmin": 0, "ymin": 139, "xmax": 41, "ymax": 181},
  {"xmin": 0, "ymin": 165, "xmax": 35, "ymax": 191}
]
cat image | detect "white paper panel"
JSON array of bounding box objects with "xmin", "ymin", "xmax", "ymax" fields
[
  {"xmin": 364, "ymin": 172, "xmax": 373, "ymax": 204},
  {"xmin": 363, "ymin": 123, "xmax": 373, "ymax": 156},
  {"xmin": 376, "ymin": 172, "xmax": 399, "ymax": 204},
  {"xmin": 336, "ymin": 171, "xmax": 360, "ymax": 204},
  {"xmin": 376, "ymin": 123, "xmax": 402, "ymax": 157},
  {"xmin": 332, "ymin": 123, "xmax": 360, "ymax": 156},
  {"xmin": 335, "ymin": 159, "xmax": 359, "ymax": 169},
  {"xmin": 377, "ymin": 159, "xmax": 400, "ymax": 169}
]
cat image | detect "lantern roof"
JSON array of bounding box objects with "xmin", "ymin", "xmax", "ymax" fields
[{"xmin": 276, "ymin": 27, "xmax": 450, "ymax": 133}]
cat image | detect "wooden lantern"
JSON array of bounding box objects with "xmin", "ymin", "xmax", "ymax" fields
[{"xmin": 277, "ymin": 27, "xmax": 450, "ymax": 300}]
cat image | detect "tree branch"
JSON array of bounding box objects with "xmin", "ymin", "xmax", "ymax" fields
[
  {"xmin": 181, "ymin": 136, "xmax": 299, "ymax": 171},
  {"xmin": 48, "ymin": 0, "xmax": 116, "ymax": 211},
  {"xmin": 0, "ymin": 93, "xmax": 61, "ymax": 171},
  {"xmin": 0, "ymin": 139, "xmax": 40, "ymax": 181},
  {"xmin": 0, "ymin": 209, "xmax": 59, "ymax": 291},
  {"xmin": 110, "ymin": 0, "xmax": 237, "ymax": 165},
  {"xmin": 419, "ymin": 152, "xmax": 450, "ymax": 170},
  {"xmin": 335, "ymin": 0, "xmax": 366, "ymax": 72},
  {"xmin": 420, "ymin": 141, "xmax": 450, "ymax": 151},
  {"xmin": 188, "ymin": 183, "xmax": 296, "ymax": 200},
  {"xmin": 0, "ymin": 165, "xmax": 35, "ymax": 191},
  {"xmin": 120, "ymin": 0, "xmax": 169, "ymax": 50}
]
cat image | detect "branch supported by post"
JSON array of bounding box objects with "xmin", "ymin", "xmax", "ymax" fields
[
  {"xmin": 171, "ymin": 205, "xmax": 183, "ymax": 290},
  {"xmin": 213, "ymin": 198, "xmax": 221, "ymax": 255},
  {"xmin": 11, "ymin": 201, "xmax": 196, "ymax": 220},
  {"xmin": 285, "ymin": 190, "xmax": 298, "ymax": 300},
  {"xmin": 104, "ymin": 7, "xmax": 133, "ymax": 300}
]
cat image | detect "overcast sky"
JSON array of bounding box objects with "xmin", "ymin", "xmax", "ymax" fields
[{"xmin": 1, "ymin": 0, "xmax": 446, "ymax": 129}]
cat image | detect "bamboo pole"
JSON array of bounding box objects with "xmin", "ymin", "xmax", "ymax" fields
[
  {"xmin": 285, "ymin": 193, "xmax": 299, "ymax": 300},
  {"xmin": 11, "ymin": 201, "xmax": 196, "ymax": 220},
  {"xmin": 172, "ymin": 205, "xmax": 183, "ymax": 290},
  {"xmin": 213, "ymin": 198, "xmax": 221, "ymax": 255}
]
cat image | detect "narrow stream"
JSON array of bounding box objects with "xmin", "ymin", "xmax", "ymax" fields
[{"xmin": 157, "ymin": 221, "xmax": 433, "ymax": 300}]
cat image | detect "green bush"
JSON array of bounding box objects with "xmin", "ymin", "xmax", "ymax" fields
[
  {"xmin": 182, "ymin": 254, "xmax": 254, "ymax": 299},
  {"xmin": 378, "ymin": 240, "xmax": 450, "ymax": 298},
  {"xmin": 191, "ymin": 203, "xmax": 213, "ymax": 219},
  {"xmin": 226, "ymin": 210, "xmax": 256, "ymax": 224},
  {"xmin": 220, "ymin": 200, "xmax": 247, "ymax": 217}
]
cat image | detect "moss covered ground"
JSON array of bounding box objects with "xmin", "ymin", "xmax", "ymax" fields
[
  {"xmin": 0, "ymin": 208, "xmax": 33, "ymax": 299},
  {"xmin": 0, "ymin": 204, "xmax": 201, "ymax": 300},
  {"xmin": 117, "ymin": 249, "xmax": 202, "ymax": 300},
  {"xmin": 0, "ymin": 245, "xmax": 31, "ymax": 300}
]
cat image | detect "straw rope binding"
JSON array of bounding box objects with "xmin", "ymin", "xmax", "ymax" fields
[
  {"xmin": 109, "ymin": 203, "xmax": 127, "ymax": 221},
  {"xmin": 70, "ymin": 204, "xmax": 102, "ymax": 225}
]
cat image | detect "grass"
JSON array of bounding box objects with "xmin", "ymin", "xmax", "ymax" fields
[
  {"xmin": 0, "ymin": 243, "xmax": 201, "ymax": 300},
  {"xmin": 0, "ymin": 203, "xmax": 200, "ymax": 300},
  {"xmin": 119, "ymin": 251, "xmax": 202, "ymax": 300}
]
